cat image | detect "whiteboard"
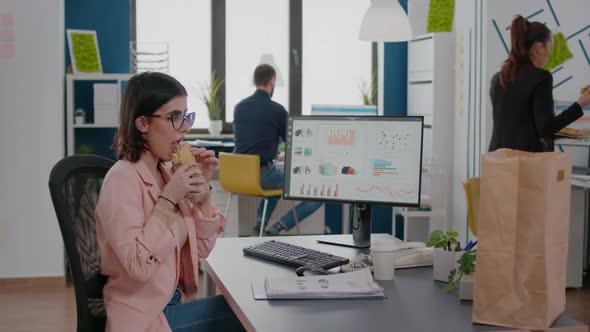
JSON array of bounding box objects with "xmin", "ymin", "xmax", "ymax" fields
[{"xmin": 0, "ymin": 0, "xmax": 65, "ymax": 277}]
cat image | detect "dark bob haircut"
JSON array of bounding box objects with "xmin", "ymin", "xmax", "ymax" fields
[{"xmin": 112, "ymin": 72, "xmax": 187, "ymax": 162}]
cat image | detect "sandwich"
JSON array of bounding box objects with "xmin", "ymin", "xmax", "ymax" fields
[
  {"xmin": 171, "ymin": 142, "xmax": 196, "ymax": 173},
  {"xmin": 581, "ymin": 85, "xmax": 590, "ymax": 94}
]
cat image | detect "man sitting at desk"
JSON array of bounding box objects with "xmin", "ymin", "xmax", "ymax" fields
[{"xmin": 233, "ymin": 64, "xmax": 322, "ymax": 235}]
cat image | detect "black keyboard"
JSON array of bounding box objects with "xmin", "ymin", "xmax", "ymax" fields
[{"xmin": 243, "ymin": 240, "xmax": 350, "ymax": 270}]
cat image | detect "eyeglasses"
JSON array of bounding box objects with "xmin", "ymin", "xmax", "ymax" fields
[{"xmin": 147, "ymin": 111, "xmax": 196, "ymax": 130}]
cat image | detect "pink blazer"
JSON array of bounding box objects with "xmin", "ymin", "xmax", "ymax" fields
[{"xmin": 95, "ymin": 159, "xmax": 225, "ymax": 332}]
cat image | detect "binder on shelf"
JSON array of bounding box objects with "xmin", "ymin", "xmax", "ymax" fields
[
  {"xmin": 93, "ymin": 83, "xmax": 118, "ymax": 105},
  {"xmin": 93, "ymin": 83, "xmax": 119, "ymax": 126}
]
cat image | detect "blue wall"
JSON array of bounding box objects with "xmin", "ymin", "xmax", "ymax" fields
[
  {"xmin": 371, "ymin": 0, "xmax": 408, "ymax": 237},
  {"xmin": 65, "ymin": 0, "xmax": 130, "ymax": 159},
  {"xmin": 383, "ymin": 0, "xmax": 408, "ymax": 117},
  {"xmin": 65, "ymin": 0, "xmax": 130, "ymax": 73}
]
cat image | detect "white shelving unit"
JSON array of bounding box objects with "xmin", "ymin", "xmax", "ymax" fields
[
  {"xmin": 66, "ymin": 73, "xmax": 132, "ymax": 156},
  {"xmin": 65, "ymin": 73, "xmax": 247, "ymax": 239},
  {"xmin": 398, "ymin": 32, "xmax": 455, "ymax": 241}
]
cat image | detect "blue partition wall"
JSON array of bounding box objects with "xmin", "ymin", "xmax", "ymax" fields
[
  {"xmin": 64, "ymin": 0, "xmax": 130, "ymax": 159},
  {"xmin": 65, "ymin": 0, "xmax": 130, "ymax": 73},
  {"xmin": 371, "ymin": 0, "xmax": 408, "ymax": 237}
]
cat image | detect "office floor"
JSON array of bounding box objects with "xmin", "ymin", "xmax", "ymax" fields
[{"xmin": 1, "ymin": 274, "xmax": 589, "ymax": 331}]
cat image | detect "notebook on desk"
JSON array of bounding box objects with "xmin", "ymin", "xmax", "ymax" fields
[
  {"xmin": 556, "ymin": 127, "xmax": 590, "ymax": 139},
  {"xmin": 393, "ymin": 247, "xmax": 434, "ymax": 269},
  {"xmin": 251, "ymin": 268, "xmax": 385, "ymax": 300}
]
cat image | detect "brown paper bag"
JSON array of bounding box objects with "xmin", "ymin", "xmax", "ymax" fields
[{"xmin": 472, "ymin": 148, "xmax": 572, "ymax": 330}]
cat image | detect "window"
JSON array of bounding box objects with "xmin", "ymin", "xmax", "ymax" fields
[
  {"xmin": 134, "ymin": 0, "xmax": 374, "ymax": 130},
  {"xmin": 225, "ymin": 0, "xmax": 289, "ymax": 123},
  {"xmin": 301, "ymin": 0, "xmax": 372, "ymax": 115},
  {"xmin": 135, "ymin": 0, "xmax": 211, "ymax": 129}
]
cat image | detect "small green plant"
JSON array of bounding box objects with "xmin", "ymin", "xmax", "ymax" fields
[
  {"xmin": 426, "ymin": 229, "xmax": 459, "ymax": 248},
  {"xmin": 359, "ymin": 71, "xmax": 378, "ymax": 106},
  {"xmin": 201, "ymin": 70, "xmax": 224, "ymax": 121},
  {"xmin": 443, "ymin": 249, "xmax": 477, "ymax": 292},
  {"xmin": 75, "ymin": 145, "xmax": 94, "ymax": 155}
]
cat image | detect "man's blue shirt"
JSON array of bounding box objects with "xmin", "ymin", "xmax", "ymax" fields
[{"xmin": 233, "ymin": 89, "xmax": 288, "ymax": 164}]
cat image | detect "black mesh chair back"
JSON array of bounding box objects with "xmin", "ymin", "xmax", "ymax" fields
[{"xmin": 48, "ymin": 155, "xmax": 115, "ymax": 332}]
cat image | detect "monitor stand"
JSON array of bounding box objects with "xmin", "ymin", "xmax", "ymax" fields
[{"xmin": 316, "ymin": 203, "xmax": 372, "ymax": 249}]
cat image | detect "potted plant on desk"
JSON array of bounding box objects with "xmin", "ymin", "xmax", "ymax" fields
[
  {"xmin": 427, "ymin": 229, "xmax": 463, "ymax": 282},
  {"xmin": 444, "ymin": 248, "xmax": 476, "ymax": 300},
  {"xmin": 201, "ymin": 71, "xmax": 224, "ymax": 136}
]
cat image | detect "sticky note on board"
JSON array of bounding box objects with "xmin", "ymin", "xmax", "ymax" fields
[
  {"xmin": 427, "ymin": 0, "xmax": 455, "ymax": 33},
  {"xmin": 544, "ymin": 32, "xmax": 573, "ymax": 71}
]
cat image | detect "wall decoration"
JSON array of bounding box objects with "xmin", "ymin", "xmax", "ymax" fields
[{"xmin": 67, "ymin": 29, "xmax": 102, "ymax": 73}]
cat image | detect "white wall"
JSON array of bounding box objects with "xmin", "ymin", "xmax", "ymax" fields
[
  {"xmin": 452, "ymin": 0, "xmax": 590, "ymax": 243},
  {"xmin": 0, "ymin": 0, "xmax": 65, "ymax": 277},
  {"xmin": 452, "ymin": 0, "xmax": 479, "ymax": 243}
]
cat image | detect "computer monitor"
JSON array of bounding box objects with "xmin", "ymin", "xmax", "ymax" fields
[
  {"xmin": 284, "ymin": 115, "xmax": 424, "ymax": 248},
  {"xmin": 310, "ymin": 104, "xmax": 378, "ymax": 116}
]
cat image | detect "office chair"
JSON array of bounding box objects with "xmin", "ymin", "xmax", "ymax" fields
[
  {"xmin": 462, "ymin": 177, "xmax": 480, "ymax": 236},
  {"xmin": 219, "ymin": 152, "xmax": 297, "ymax": 237},
  {"xmin": 48, "ymin": 155, "xmax": 115, "ymax": 332}
]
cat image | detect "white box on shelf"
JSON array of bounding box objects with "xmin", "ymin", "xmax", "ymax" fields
[
  {"xmin": 94, "ymin": 105, "xmax": 119, "ymax": 126},
  {"xmin": 433, "ymin": 248, "xmax": 463, "ymax": 282},
  {"xmin": 93, "ymin": 83, "xmax": 119, "ymax": 105}
]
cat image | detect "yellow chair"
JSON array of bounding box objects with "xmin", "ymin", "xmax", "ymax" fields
[
  {"xmin": 219, "ymin": 152, "xmax": 283, "ymax": 237},
  {"xmin": 462, "ymin": 177, "xmax": 480, "ymax": 236}
]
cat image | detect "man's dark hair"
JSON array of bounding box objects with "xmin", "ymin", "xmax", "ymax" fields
[{"xmin": 253, "ymin": 64, "xmax": 276, "ymax": 87}]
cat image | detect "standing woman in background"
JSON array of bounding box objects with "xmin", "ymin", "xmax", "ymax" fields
[{"xmin": 489, "ymin": 15, "xmax": 590, "ymax": 152}]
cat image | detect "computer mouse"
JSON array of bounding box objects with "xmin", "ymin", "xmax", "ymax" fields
[{"xmin": 295, "ymin": 266, "xmax": 329, "ymax": 276}]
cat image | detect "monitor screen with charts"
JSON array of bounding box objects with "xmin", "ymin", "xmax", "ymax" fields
[{"xmin": 283, "ymin": 116, "xmax": 424, "ymax": 207}]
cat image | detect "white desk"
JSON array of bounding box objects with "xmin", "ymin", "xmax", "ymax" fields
[
  {"xmin": 569, "ymin": 182, "xmax": 590, "ymax": 288},
  {"xmin": 202, "ymin": 234, "xmax": 586, "ymax": 332}
]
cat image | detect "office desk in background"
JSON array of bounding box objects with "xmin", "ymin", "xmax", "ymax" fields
[
  {"xmin": 570, "ymin": 180, "xmax": 590, "ymax": 288},
  {"xmin": 202, "ymin": 234, "xmax": 586, "ymax": 332},
  {"xmin": 188, "ymin": 139, "xmax": 235, "ymax": 156}
]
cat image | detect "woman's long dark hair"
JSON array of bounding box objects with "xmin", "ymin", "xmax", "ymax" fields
[
  {"xmin": 113, "ymin": 72, "xmax": 187, "ymax": 162},
  {"xmin": 499, "ymin": 15, "xmax": 551, "ymax": 87}
]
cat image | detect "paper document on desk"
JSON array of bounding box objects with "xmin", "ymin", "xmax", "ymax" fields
[
  {"xmin": 556, "ymin": 127, "xmax": 590, "ymax": 139},
  {"xmin": 572, "ymin": 174, "xmax": 590, "ymax": 188},
  {"xmin": 252, "ymin": 269, "xmax": 385, "ymax": 300},
  {"xmin": 572, "ymin": 174, "xmax": 590, "ymax": 181}
]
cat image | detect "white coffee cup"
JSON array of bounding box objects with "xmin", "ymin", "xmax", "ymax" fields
[{"xmin": 371, "ymin": 239, "xmax": 397, "ymax": 280}]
